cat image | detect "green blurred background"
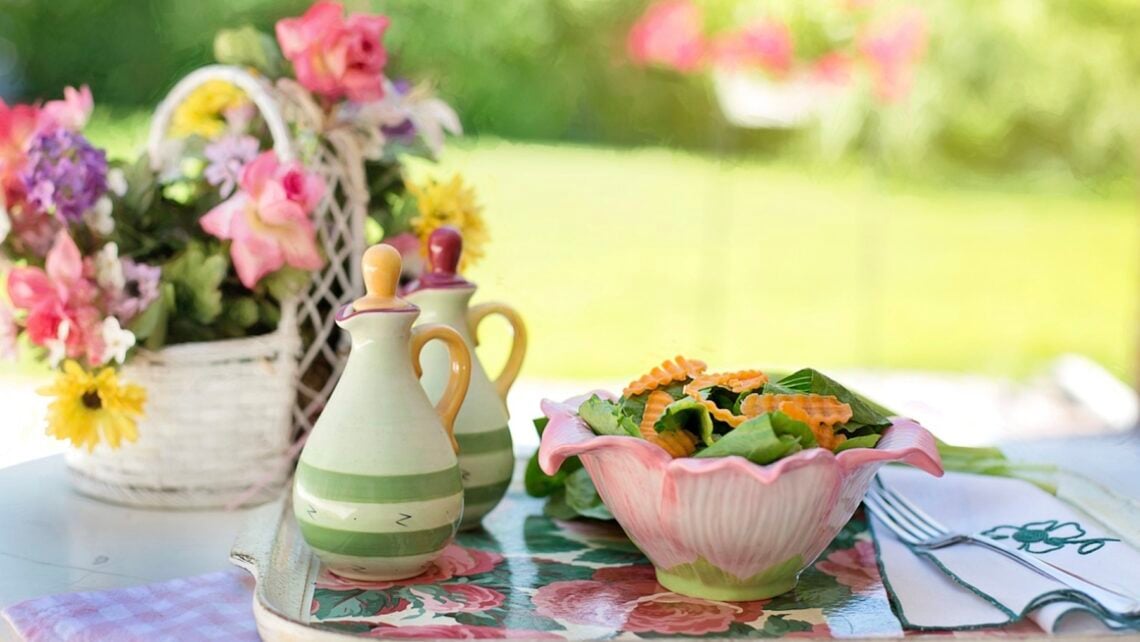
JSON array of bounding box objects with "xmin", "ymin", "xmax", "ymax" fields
[{"xmin": 2, "ymin": 0, "xmax": 1138, "ymax": 382}]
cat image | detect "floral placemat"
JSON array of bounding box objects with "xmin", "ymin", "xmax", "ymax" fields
[{"xmin": 307, "ymin": 490, "xmax": 1038, "ymax": 639}]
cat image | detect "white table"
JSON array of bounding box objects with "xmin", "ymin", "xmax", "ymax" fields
[{"xmin": 0, "ymin": 456, "xmax": 281, "ymax": 641}]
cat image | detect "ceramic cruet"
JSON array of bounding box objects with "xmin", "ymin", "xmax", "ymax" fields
[
  {"xmin": 405, "ymin": 227, "xmax": 527, "ymax": 529},
  {"xmin": 293, "ymin": 244, "xmax": 472, "ymax": 580}
]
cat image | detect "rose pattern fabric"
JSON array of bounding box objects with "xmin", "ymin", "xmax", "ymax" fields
[{"xmin": 309, "ymin": 494, "xmax": 1041, "ymax": 638}]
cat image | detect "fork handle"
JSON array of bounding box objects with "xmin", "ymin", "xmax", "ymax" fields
[{"xmin": 959, "ymin": 536, "xmax": 1140, "ymax": 616}]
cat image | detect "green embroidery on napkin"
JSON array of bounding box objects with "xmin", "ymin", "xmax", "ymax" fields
[{"xmin": 981, "ymin": 519, "xmax": 1119, "ymax": 555}]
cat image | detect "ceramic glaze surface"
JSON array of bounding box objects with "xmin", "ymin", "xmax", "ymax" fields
[
  {"xmin": 538, "ymin": 392, "xmax": 944, "ymax": 601},
  {"xmin": 294, "ymin": 245, "xmax": 472, "ymax": 581},
  {"xmin": 409, "ymin": 287, "xmax": 516, "ymax": 529}
]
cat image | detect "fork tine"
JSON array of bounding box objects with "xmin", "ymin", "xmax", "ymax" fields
[
  {"xmin": 872, "ymin": 487, "xmax": 943, "ymax": 540},
  {"xmin": 877, "ymin": 482, "xmax": 949, "ymax": 537},
  {"xmin": 863, "ymin": 491, "xmax": 924, "ymax": 545}
]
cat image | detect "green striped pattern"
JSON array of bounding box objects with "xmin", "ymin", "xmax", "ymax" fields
[
  {"xmin": 454, "ymin": 426, "xmax": 512, "ymax": 455},
  {"xmin": 298, "ymin": 521, "xmax": 455, "ymax": 557},
  {"xmin": 296, "ymin": 461, "xmax": 461, "ymax": 503},
  {"xmin": 464, "ymin": 479, "xmax": 511, "ymax": 506}
]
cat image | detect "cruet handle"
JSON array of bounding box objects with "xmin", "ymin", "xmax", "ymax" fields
[
  {"xmin": 411, "ymin": 324, "xmax": 471, "ymax": 454},
  {"xmin": 468, "ymin": 302, "xmax": 528, "ymax": 402}
]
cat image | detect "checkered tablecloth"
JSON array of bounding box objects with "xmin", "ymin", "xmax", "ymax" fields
[{"xmin": 1, "ymin": 569, "xmax": 257, "ymax": 642}]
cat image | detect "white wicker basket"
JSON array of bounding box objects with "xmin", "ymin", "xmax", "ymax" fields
[{"xmin": 65, "ymin": 66, "xmax": 368, "ymax": 508}]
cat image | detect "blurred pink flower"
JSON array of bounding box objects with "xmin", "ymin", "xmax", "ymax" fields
[
  {"xmin": 0, "ymin": 304, "xmax": 18, "ymax": 361},
  {"xmin": 812, "ymin": 52, "xmax": 855, "ymax": 85},
  {"xmin": 276, "ymin": 0, "xmax": 391, "ymax": 102},
  {"xmin": 710, "ymin": 21, "xmax": 794, "ymax": 76},
  {"xmin": 366, "ymin": 624, "xmax": 562, "ymax": 639},
  {"xmin": 200, "ymin": 151, "xmax": 325, "ymax": 289},
  {"xmin": 41, "ymin": 85, "xmax": 93, "ymax": 132},
  {"xmin": 627, "ymin": 0, "xmax": 707, "ymax": 73},
  {"xmin": 859, "ymin": 9, "xmax": 927, "ymax": 102},
  {"xmin": 6, "ymin": 230, "xmax": 102, "ymax": 364}
]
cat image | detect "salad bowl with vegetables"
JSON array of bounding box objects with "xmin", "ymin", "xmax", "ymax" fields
[{"xmin": 537, "ymin": 357, "xmax": 943, "ymax": 601}]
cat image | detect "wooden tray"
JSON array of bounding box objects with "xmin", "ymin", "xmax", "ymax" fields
[{"xmin": 232, "ymin": 472, "xmax": 944, "ymax": 641}]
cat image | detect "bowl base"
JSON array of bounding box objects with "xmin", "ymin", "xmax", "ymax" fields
[{"xmin": 655, "ymin": 564, "xmax": 799, "ymax": 602}]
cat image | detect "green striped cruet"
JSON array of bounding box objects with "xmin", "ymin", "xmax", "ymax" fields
[
  {"xmin": 293, "ymin": 244, "xmax": 472, "ymax": 580},
  {"xmin": 405, "ymin": 227, "xmax": 527, "ymax": 529}
]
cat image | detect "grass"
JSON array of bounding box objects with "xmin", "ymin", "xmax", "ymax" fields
[{"xmin": 18, "ymin": 111, "xmax": 1138, "ymax": 384}]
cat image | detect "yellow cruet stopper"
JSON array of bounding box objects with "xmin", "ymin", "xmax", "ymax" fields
[{"xmin": 352, "ymin": 244, "xmax": 411, "ymax": 311}]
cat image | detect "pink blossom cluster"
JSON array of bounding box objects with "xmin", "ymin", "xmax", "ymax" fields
[
  {"xmin": 626, "ymin": 0, "xmax": 927, "ymax": 102},
  {"xmin": 1, "ymin": 88, "xmax": 157, "ymax": 367}
]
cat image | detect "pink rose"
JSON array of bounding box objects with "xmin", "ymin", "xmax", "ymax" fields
[
  {"xmin": 316, "ymin": 545, "xmax": 503, "ymax": 590},
  {"xmin": 200, "ymin": 150, "xmax": 326, "ymax": 288},
  {"xmin": 626, "ymin": 0, "xmax": 707, "ymax": 73},
  {"xmin": 816, "ymin": 540, "xmax": 882, "ymax": 597},
  {"xmin": 276, "ymin": 0, "xmax": 390, "ymax": 102},
  {"xmin": 531, "ymin": 579, "xmax": 658, "ymax": 627},
  {"xmin": 624, "ymin": 593, "xmax": 762, "ymax": 634},
  {"xmin": 412, "ymin": 583, "xmax": 504, "ymax": 614},
  {"xmin": 367, "ymin": 624, "xmax": 563, "ymax": 639}
]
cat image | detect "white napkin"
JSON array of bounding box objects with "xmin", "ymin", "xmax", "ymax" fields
[{"xmin": 872, "ymin": 467, "xmax": 1140, "ymax": 634}]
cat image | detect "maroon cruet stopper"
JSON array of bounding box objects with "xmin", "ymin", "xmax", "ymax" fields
[{"xmin": 408, "ymin": 226, "xmax": 473, "ymax": 292}]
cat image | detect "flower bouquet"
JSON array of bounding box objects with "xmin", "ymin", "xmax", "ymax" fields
[
  {"xmin": 627, "ymin": 0, "xmax": 927, "ymax": 127},
  {"xmin": 0, "ymin": 0, "xmax": 489, "ymax": 507}
]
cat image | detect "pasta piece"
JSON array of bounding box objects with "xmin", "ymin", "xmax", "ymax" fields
[
  {"xmin": 638, "ymin": 390, "xmax": 674, "ymax": 439},
  {"xmin": 649, "ymin": 429, "xmax": 699, "ymax": 457},
  {"xmin": 741, "ymin": 393, "xmax": 853, "ymax": 450},
  {"xmin": 623, "ymin": 356, "xmax": 707, "ymax": 397},
  {"xmin": 679, "ymin": 370, "xmax": 771, "ymax": 428}
]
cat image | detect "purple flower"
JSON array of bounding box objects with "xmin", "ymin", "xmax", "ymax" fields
[
  {"xmin": 20, "ymin": 129, "xmax": 108, "ymax": 222},
  {"xmin": 203, "ymin": 134, "xmax": 260, "ymax": 198},
  {"xmin": 112, "ymin": 259, "xmax": 161, "ymax": 322}
]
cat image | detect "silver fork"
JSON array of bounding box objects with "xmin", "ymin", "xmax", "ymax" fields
[{"xmin": 864, "ymin": 481, "xmax": 1140, "ymax": 618}]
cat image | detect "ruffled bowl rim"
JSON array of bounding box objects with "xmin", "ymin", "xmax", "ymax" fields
[{"xmin": 539, "ymin": 391, "xmax": 944, "ymax": 483}]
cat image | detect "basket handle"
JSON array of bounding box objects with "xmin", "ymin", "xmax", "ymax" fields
[{"xmin": 146, "ymin": 64, "xmax": 296, "ymax": 165}]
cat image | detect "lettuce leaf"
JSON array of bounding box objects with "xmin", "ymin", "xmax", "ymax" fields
[
  {"xmin": 774, "ymin": 368, "xmax": 892, "ymax": 432},
  {"xmin": 834, "ymin": 434, "xmax": 882, "ymax": 452},
  {"xmin": 563, "ymin": 468, "xmax": 614, "ymax": 520},
  {"xmin": 654, "ymin": 397, "xmax": 716, "ymax": 445},
  {"xmin": 693, "ymin": 412, "xmax": 813, "ymax": 464},
  {"xmin": 578, "ymin": 395, "xmax": 640, "ymax": 437}
]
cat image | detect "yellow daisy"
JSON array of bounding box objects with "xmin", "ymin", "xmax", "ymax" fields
[
  {"xmin": 169, "ymin": 80, "xmax": 250, "ymax": 139},
  {"xmin": 407, "ymin": 174, "xmax": 488, "ymax": 272},
  {"xmin": 38, "ymin": 361, "xmax": 147, "ymax": 452}
]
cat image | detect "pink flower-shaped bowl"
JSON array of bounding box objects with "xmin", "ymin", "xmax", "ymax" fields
[{"xmin": 538, "ymin": 392, "xmax": 943, "ymax": 602}]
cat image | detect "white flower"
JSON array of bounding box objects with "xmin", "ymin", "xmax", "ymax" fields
[
  {"xmin": 84, "ymin": 196, "xmax": 115, "ymax": 236},
  {"xmin": 94, "ymin": 242, "xmax": 125, "ymax": 291},
  {"xmin": 407, "ymin": 95, "xmax": 462, "ymax": 156},
  {"xmin": 106, "ymin": 168, "xmax": 128, "ymax": 197},
  {"xmin": 99, "ymin": 317, "xmax": 135, "ymax": 365},
  {"xmin": 46, "ymin": 320, "xmax": 70, "ymax": 368},
  {"xmin": 0, "ymin": 202, "xmax": 10, "ymax": 245}
]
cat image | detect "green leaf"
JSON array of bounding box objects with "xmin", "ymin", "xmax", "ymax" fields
[
  {"xmin": 563, "ymin": 468, "xmax": 613, "ymax": 520},
  {"xmin": 834, "ymin": 434, "xmax": 882, "ymax": 452},
  {"xmin": 776, "ymin": 368, "xmax": 891, "ymax": 432},
  {"xmin": 575, "ymin": 547, "xmax": 646, "ymax": 566},
  {"xmin": 163, "ymin": 242, "xmax": 228, "ymax": 325},
  {"xmin": 693, "ymin": 413, "xmax": 804, "ymax": 465},
  {"xmin": 524, "ymin": 450, "xmax": 579, "ymax": 498},
  {"xmin": 261, "ymin": 266, "xmax": 312, "ymax": 303},
  {"xmin": 620, "ymin": 381, "xmax": 685, "ymax": 426},
  {"xmin": 224, "ymin": 296, "xmax": 259, "ymax": 329},
  {"xmin": 653, "ymin": 397, "xmax": 716, "ymax": 445},
  {"xmin": 213, "ymin": 25, "xmax": 285, "ymax": 77},
  {"xmin": 578, "ymin": 395, "xmax": 640, "ymax": 437},
  {"xmin": 542, "ymin": 490, "xmax": 581, "ymax": 520},
  {"xmin": 524, "ymin": 515, "xmax": 587, "ymax": 552}
]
